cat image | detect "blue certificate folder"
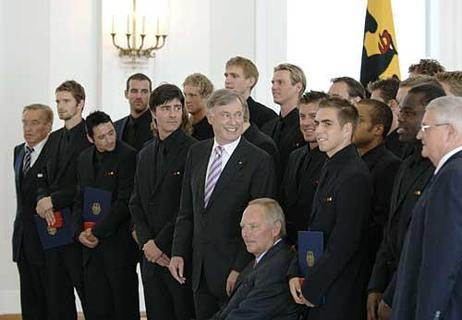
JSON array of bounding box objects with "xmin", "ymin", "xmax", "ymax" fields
[
  {"xmin": 83, "ymin": 187, "xmax": 112, "ymax": 224},
  {"xmin": 298, "ymin": 231, "xmax": 324, "ymax": 276},
  {"xmin": 34, "ymin": 208, "xmax": 74, "ymax": 250}
]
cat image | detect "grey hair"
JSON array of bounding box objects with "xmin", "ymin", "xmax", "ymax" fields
[
  {"xmin": 247, "ymin": 198, "xmax": 287, "ymax": 237},
  {"xmin": 206, "ymin": 88, "xmax": 248, "ymax": 112},
  {"xmin": 426, "ymin": 96, "xmax": 462, "ymax": 132}
]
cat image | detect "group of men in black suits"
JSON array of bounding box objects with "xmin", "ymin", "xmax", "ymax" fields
[{"xmin": 13, "ymin": 55, "xmax": 461, "ymax": 320}]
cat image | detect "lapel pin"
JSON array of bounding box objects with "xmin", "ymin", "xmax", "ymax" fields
[
  {"xmin": 414, "ymin": 190, "xmax": 422, "ymax": 196},
  {"xmin": 173, "ymin": 171, "xmax": 181, "ymax": 176},
  {"xmin": 325, "ymin": 196, "xmax": 333, "ymax": 203},
  {"xmin": 37, "ymin": 173, "xmax": 43, "ymax": 178},
  {"xmin": 238, "ymin": 161, "xmax": 243, "ymax": 165},
  {"xmin": 107, "ymin": 171, "xmax": 115, "ymax": 176}
]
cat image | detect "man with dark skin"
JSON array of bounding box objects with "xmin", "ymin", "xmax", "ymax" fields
[
  {"xmin": 367, "ymin": 84, "xmax": 445, "ymax": 320},
  {"xmin": 353, "ymin": 99, "xmax": 401, "ymax": 293}
]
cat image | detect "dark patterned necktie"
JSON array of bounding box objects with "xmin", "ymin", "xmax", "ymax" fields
[{"xmin": 23, "ymin": 146, "xmax": 34, "ymax": 174}]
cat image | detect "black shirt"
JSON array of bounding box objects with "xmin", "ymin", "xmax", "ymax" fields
[
  {"xmin": 261, "ymin": 107, "xmax": 305, "ymax": 172},
  {"xmin": 121, "ymin": 110, "xmax": 153, "ymax": 151},
  {"xmin": 243, "ymin": 124, "xmax": 281, "ymax": 179},
  {"xmin": 192, "ymin": 116, "xmax": 214, "ymax": 141},
  {"xmin": 155, "ymin": 128, "xmax": 183, "ymax": 178},
  {"xmin": 247, "ymin": 96, "xmax": 277, "ymax": 129},
  {"xmin": 58, "ymin": 120, "xmax": 86, "ymax": 172},
  {"xmin": 385, "ymin": 129, "xmax": 406, "ymax": 159}
]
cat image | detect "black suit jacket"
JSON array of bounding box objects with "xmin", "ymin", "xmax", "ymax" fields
[
  {"xmin": 247, "ymin": 96, "xmax": 277, "ymax": 129},
  {"xmin": 301, "ymin": 144, "xmax": 371, "ymax": 320},
  {"xmin": 362, "ymin": 144, "xmax": 401, "ymax": 264},
  {"xmin": 367, "ymin": 145, "xmax": 434, "ymax": 305},
  {"xmin": 211, "ymin": 240, "xmax": 300, "ymax": 320},
  {"xmin": 73, "ymin": 141, "xmax": 138, "ymax": 267},
  {"xmin": 129, "ymin": 130, "xmax": 197, "ymax": 256},
  {"xmin": 114, "ymin": 111, "xmax": 153, "ymax": 151},
  {"xmin": 392, "ymin": 151, "xmax": 462, "ymax": 320},
  {"xmin": 37, "ymin": 121, "xmax": 92, "ymax": 210},
  {"xmin": 280, "ymin": 146, "xmax": 326, "ymax": 245},
  {"xmin": 12, "ymin": 140, "xmax": 53, "ymax": 263},
  {"xmin": 172, "ymin": 137, "xmax": 276, "ymax": 296},
  {"xmin": 243, "ymin": 124, "xmax": 281, "ymax": 179}
]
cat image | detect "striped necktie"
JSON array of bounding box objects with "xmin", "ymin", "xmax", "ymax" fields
[
  {"xmin": 204, "ymin": 146, "xmax": 224, "ymax": 208},
  {"xmin": 23, "ymin": 146, "xmax": 34, "ymax": 174}
]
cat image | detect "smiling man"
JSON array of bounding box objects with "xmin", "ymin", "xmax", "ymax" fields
[
  {"xmin": 73, "ymin": 111, "xmax": 139, "ymax": 320},
  {"xmin": 210, "ymin": 198, "xmax": 299, "ymax": 320},
  {"xmin": 392, "ymin": 96, "xmax": 462, "ymax": 320},
  {"xmin": 114, "ymin": 73, "xmax": 153, "ymax": 151},
  {"xmin": 169, "ymin": 89, "xmax": 276, "ymax": 320},
  {"xmin": 289, "ymin": 97, "xmax": 372, "ymax": 320},
  {"xmin": 130, "ymin": 84, "xmax": 196, "ymax": 320},
  {"xmin": 280, "ymin": 91, "xmax": 328, "ymax": 245},
  {"xmin": 366, "ymin": 84, "xmax": 445, "ymax": 320}
]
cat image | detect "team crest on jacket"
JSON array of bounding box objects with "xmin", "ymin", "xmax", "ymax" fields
[
  {"xmin": 306, "ymin": 251, "xmax": 315, "ymax": 268},
  {"xmin": 91, "ymin": 202, "xmax": 102, "ymax": 215}
]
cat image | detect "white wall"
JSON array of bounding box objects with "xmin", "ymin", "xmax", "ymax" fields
[
  {"xmin": 427, "ymin": 0, "xmax": 462, "ymax": 70},
  {"xmin": 0, "ymin": 0, "xmax": 286, "ymax": 313},
  {"xmin": 1, "ymin": 0, "xmax": 51, "ymax": 312},
  {"xmin": 287, "ymin": 0, "xmax": 427, "ymax": 92},
  {"xmin": 2, "ymin": 0, "xmax": 461, "ymax": 314}
]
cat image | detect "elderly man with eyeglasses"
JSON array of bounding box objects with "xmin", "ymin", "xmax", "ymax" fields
[
  {"xmin": 366, "ymin": 83, "xmax": 445, "ymax": 320},
  {"xmin": 392, "ymin": 96, "xmax": 462, "ymax": 320}
]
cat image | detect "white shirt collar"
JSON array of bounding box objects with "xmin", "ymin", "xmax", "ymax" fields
[
  {"xmin": 255, "ymin": 238, "xmax": 282, "ymax": 265},
  {"xmin": 212, "ymin": 136, "xmax": 241, "ymax": 155},
  {"xmin": 434, "ymin": 146, "xmax": 462, "ymax": 175},
  {"xmin": 25, "ymin": 136, "xmax": 49, "ymax": 167}
]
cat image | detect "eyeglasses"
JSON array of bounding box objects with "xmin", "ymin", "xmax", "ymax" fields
[{"xmin": 419, "ymin": 123, "xmax": 449, "ymax": 134}]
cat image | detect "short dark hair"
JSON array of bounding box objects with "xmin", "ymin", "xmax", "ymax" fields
[
  {"xmin": 150, "ymin": 83, "xmax": 185, "ymax": 110},
  {"xmin": 85, "ymin": 111, "xmax": 113, "ymax": 138},
  {"xmin": 331, "ymin": 77, "xmax": 366, "ymax": 100},
  {"xmin": 126, "ymin": 73, "xmax": 152, "ymax": 91},
  {"xmin": 319, "ymin": 97, "xmax": 359, "ymax": 131},
  {"xmin": 55, "ymin": 80, "xmax": 86, "ymax": 104},
  {"xmin": 407, "ymin": 84, "xmax": 446, "ymax": 108},
  {"xmin": 149, "ymin": 83, "xmax": 191, "ymax": 135},
  {"xmin": 408, "ymin": 59, "xmax": 446, "ymax": 76},
  {"xmin": 299, "ymin": 90, "xmax": 329, "ymax": 105},
  {"xmin": 357, "ymin": 99, "xmax": 393, "ymax": 139},
  {"xmin": 367, "ymin": 77, "xmax": 400, "ymax": 104}
]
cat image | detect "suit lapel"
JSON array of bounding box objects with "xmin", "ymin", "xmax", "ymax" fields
[
  {"xmin": 393, "ymin": 159, "xmax": 433, "ymax": 216},
  {"xmin": 146, "ymin": 140, "xmax": 158, "ymax": 197},
  {"xmin": 14, "ymin": 146, "xmax": 24, "ymax": 188},
  {"xmin": 116, "ymin": 117, "xmax": 129, "ymax": 140},
  {"xmin": 206, "ymin": 139, "xmax": 247, "ymax": 208}
]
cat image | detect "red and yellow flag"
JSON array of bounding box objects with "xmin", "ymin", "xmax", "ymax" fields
[{"xmin": 360, "ymin": 0, "xmax": 401, "ymax": 87}]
